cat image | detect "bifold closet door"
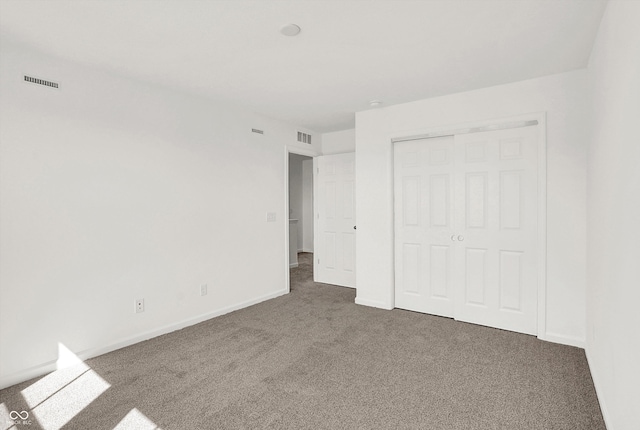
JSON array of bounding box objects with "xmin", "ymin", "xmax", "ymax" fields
[
  {"xmin": 394, "ymin": 136, "xmax": 456, "ymax": 317},
  {"xmin": 453, "ymin": 126, "xmax": 538, "ymax": 335},
  {"xmin": 394, "ymin": 126, "xmax": 539, "ymax": 335}
]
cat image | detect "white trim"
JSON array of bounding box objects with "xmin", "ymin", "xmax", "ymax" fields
[
  {"xmin": 539, "ymin": 332, "xmax": 585, "ymax": 349},
  {"xmin": 388, "ymin": 112, "xmax": 548, "ymax": 339},
  {"xmin": 388, "ymin": 137, "xmax": 396, "ymax": 310},
  {"xmin": 355, "ymin": 296, "xmax": 393, "ymax": 310},
  {"xmin": 286, "ymin": 145, "xmax": 318, "ymax": 158},
  {"xmin": 284, "ymin": 147, "xmax": 291, "ymax": 293},
  {"xmin": 0, "ymin": 289, "xmax": 288, "ymax": 390},
  {"xmin": 289, "ymin": 263, "xmax": 299, "ymax": 268},
  {"xmin": 313, "ymin": 156, "xmax": 319, "ymax": 282},
  {"xmin": 389, "ymin": 114, "xmax": 542, "ymax": 144},
  {"xmin": 300, "ymin": 248, "xmax": 314, "ymax": 253},
  {"xmin": 391, "ymin": 119, "xmax": 539, "ymax": 143},
  {"xmin": 585, "ymin": 348, "xmax": 612, "ymax": 430},
  {"xmin": 321, "ymin": 150, "xmax": 357, "ymax": 156},
  {"xmin": 536, "ymin": 112, "xmax": 548, "ymax": 343}
]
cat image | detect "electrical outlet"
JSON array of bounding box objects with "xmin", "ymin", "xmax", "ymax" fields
[
  {"xmin": 135, "ymin": 298, "xmax": 144, "ymax": 313},
  {"xmin": 200, "ymin": 284, "xmax": 208, "ymax": 296}
]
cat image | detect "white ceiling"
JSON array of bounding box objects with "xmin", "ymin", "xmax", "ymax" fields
[{"xmin": 0, "ymin": 0, "xmax": 607, "ymax": 133}]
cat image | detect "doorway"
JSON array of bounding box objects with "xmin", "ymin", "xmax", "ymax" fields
[{"xmin": 288, "ymin": 152, "xmax": 314, "ymax": 289}]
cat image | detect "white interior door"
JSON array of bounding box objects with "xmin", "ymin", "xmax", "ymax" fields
[
  {"xmin": 315, "ymin": 152, "xmax": 356, "ymax": 288},
  {"xmin": 394, "ymin": 125, "xmax": 539, "ymax": 335},
  {"xmin": 394, "ymin": 136, "xmax": 455, "ymax": 317}
]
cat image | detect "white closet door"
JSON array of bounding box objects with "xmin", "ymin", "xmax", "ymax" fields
[
  {"xmin": 453, "ymin": 126, "xmax": 538, "ymax": 335},
  {"xmin": 315, "ymin": 153, "xmax": 356, "ymax": 288},
  {"xmin": 394, "ymin": 136, "xmax": 455, "ymax": 317},
  {"xmin": 393, "ymin": 126, "xmax": 539, "ymax": 335}
]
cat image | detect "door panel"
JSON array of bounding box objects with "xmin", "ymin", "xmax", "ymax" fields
[
  {"xmin": 499, "ymin": 250, "xmax": 523, "ymax": 311},
  {"xmin": 465, "ymin": 247, "xmax": 488, "ymax": 306},
  {"xmin": 315, "ymin": 153, "xmax": 356, "ymax": 288},
  {"xmin": 394, "ymin": 136, "xmax": 455, "ymax": 317},
  {"xmin": 453, "ymin": 126, "xmax": 538, "ymax": 335}
]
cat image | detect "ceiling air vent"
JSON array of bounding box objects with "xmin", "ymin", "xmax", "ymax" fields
[
  {"xmin": 297, "ymin": 131, "xmax": 312, "ymax": 144},
  {"xmin": 252, "ymin": 128, "xmax": 264, "ymax": 135},
  {"xmin": 24, "ymin": 75, "xmax": 59, "ymax": 89}
]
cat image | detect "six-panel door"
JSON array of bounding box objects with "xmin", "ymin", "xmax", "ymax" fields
[
  {"xmin": 394, "ymin": 136, "xmax": 456, "ymax": 317},
  {"xmin": 315, "ymin": 153, "xmax": 356, "ymax": 288},
  {"xmin": 394, "ymin": 126, "xmax": 538, "ymax": 335}
]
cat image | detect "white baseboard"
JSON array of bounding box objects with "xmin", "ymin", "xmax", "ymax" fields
[
  {"xmin": 585, "ymin": 348, "xmax": 612, "ymax": 430},
  {"xmin": 300, "ymin": 248, "xmax": 314, "ymax": 253},
  {"xmin": 538, "ymin": 331, "xmax": 586, "ymax": 349},
  {"xmin": 355, "ymin": 296, "xmax": 393, "ymax": 310},
  {"xmin": 0, "ymin": 288, "xmax": 288, "ymax": 390},
  {"xmin": 289, "ymin": 263, "xmax": 299, "ymax": 268},
  {"xmin": 0, "ymin": 361, "xmax": 58, "ymax": 391}
]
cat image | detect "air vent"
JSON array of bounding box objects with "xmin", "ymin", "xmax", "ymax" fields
[
  {"xmin": 24, "ymin": 75, "xmax": 59, "ymax": 89},
  {"xmin": 297, "ymin": 131, "xmax": 312, "ymax": 144},
  {"xmin": 252, "ymin": 128, "xmax": 264, "ymax": 135}
]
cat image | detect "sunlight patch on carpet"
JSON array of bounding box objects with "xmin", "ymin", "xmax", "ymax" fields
[
  {"xmin": 18, "ymin": 343, "xmax": 110, "ymax": 429},
  {"xmin": 114, "ymin": 408, "xmax": 161, "ymax": 430},
  {"xmin": 0, "ymin": 402, "xmax": 16, "ymax": 429}
]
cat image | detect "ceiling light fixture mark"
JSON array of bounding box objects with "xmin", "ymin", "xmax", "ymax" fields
[{"xmin": 280, "ymin": 24, "xmax": 301, "ymax": 37}]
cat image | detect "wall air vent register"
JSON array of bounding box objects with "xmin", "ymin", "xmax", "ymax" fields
[
  {"xmin": 24, "ymin": 75, "xmax": 59, "ymax": 89},
  {"xmin": 297, "ymin": 131, "xmax": 312, "ymax": 144}
]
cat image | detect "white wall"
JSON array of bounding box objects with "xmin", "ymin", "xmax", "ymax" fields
[
  {"xmin": 586, "ymin": 2, "xmax": 640, "ymax": 429},
  {"xmin": 321, "ymin": 129, "xmax": 356, "ymax": 155},
  {"xmin": 355, "ymin": 70, "xmax": 590, "ymax": 347},
  {"xmin": 0, "ymin": 35, "xmax": 320, "ymax": 388}
]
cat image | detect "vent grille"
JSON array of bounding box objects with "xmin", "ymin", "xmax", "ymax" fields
[
  {"xmin": 252, "ymin": 128, "xmax": 264, "ymax": 135},
  {"xmin": 24, "ymin": 75, "xmax": 59, "ymax": 89},
  {"xmin": 297, "ymin": 131, "xmax": 312, "ymax": 144}
]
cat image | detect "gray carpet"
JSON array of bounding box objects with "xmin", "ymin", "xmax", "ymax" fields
[{"xmin": 1, "ymin": 252, "xmax": 605, "ymax": 429}]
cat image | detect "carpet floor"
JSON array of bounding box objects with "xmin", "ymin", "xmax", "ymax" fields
[{"xmin": 1, "ymin": 252, "xmax": 605, "ymax": 429}]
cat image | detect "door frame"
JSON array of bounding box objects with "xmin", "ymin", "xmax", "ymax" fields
[
  {"xmin": 284, "ymin": 147, "xmax": 317, "ymax": 293},
  {"xmin": 389, "ymin": 112, "xmax": 548, "ymax": 339}
]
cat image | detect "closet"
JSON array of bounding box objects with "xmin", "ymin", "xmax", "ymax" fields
[{"xmin": 394, "ymin": 124, "xmax": 539, "ymax": 335}]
